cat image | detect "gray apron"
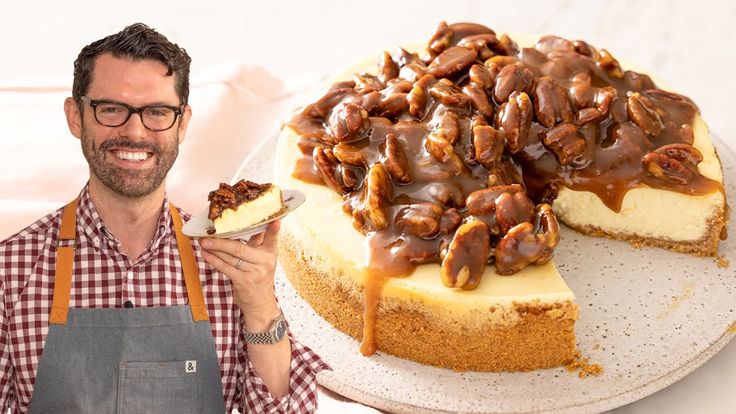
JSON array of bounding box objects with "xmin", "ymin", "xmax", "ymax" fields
[{"xmin": 29, "ymin": 199, "xmax": 226, "ymax": 414}]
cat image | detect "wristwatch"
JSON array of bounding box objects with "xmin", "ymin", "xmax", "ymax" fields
[{"xmin": 243, "ymin": 313, "xmax": 288, "ymax": 345}]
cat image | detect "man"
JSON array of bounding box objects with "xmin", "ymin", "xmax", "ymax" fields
[{"xmin": 0, "ymin": 23, "xmax": 328, "ymax": 413}]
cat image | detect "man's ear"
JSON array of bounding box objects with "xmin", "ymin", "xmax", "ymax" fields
[
  {"xmin": 177, "ymin": 104, "xmax": 192, "ymax": 144},
  {"xmin": 64, "ymin": 97, "xmax": 82, "ymax": 139}
]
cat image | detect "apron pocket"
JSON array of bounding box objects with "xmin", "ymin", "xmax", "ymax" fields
[{"xmin": 117, "ymin": 360, "xmax": 202, "ymax": 414}]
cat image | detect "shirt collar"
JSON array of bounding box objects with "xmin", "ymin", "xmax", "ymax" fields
[{"xmin": 76, "ymin": 184, "xmax": 173, "ymax": 261}]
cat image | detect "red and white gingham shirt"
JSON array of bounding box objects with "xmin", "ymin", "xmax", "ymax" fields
[{"xmin": 0, "ymin": 185, "xmax": 329, "ymax": 413}]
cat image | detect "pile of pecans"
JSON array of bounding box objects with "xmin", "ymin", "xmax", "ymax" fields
[{"xmin": 287, "ymin": 22, "xmax": 714, "ymax": 287}]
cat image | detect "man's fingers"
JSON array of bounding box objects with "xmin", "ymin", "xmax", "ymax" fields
[
  {"xmin": 262, "ymin": 220, "xmax": 281, "ymax": 249},
  {"xmin": 247, "ymin": 232, "xmax": 265, "ymax": 247}
]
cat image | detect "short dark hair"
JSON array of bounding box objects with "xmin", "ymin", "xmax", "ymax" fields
[{"xmin": 72, "ymin": 23, "xmax": 192, "ymax": 105}]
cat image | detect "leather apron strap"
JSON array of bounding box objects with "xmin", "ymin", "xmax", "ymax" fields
[{"xmin": 49, "ymin": 199, "xmax": 209, "ymax": 324}]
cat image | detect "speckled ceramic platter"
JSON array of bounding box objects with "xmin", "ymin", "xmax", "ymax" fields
[{"xmin": 236, "ymin": 135, "xmax": 735, "ymax": 414}]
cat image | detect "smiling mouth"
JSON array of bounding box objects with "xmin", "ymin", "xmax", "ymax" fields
[{"xmin": 112, "ymin": 150, "xmax": 152, "ymax": 162}]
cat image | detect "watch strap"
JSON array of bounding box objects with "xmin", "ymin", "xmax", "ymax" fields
[{"xmin": 243, "ymin": 313, "xmax": 287, "ymax": 345}]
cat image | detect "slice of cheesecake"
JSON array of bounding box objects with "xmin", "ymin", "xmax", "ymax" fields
[{"xmin": 207, "ymin": 179, "xmax": 284, "ymax": 234}]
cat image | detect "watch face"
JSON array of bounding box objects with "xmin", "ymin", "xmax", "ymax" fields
[{"xmin": 276, "ymin": 320, "xmax": 287, "ymax": 340}]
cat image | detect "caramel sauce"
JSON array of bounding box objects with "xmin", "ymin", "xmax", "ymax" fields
[{"xmin": 285, "ymin": 22, "xmax": 726, "ymax": 355}]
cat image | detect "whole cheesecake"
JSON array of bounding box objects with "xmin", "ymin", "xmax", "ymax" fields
[{"xmin": 274, "ymin": 22, "xmax": 728, "ymax": 372}]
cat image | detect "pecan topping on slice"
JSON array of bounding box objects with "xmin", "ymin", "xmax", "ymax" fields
[
  {"xmin": 595, "ymin": 48, "xmax": 624, "ymax": 79},
  {"xmin": 429, "ymin": 79, "xmax": 471, "ymax": 108},
  {"xmin": 313, "ymin": 146, "xmax": 348, "ymax": 194},
  {"xmin": 541, "ymin": 122, "xmax": 586, "ymax": 166},
  {"xmin": 328, "ymin": 102, "xmax": 370, "ymax": 143},
  {"xmin": 427, "ymin": 46, "xmax": 477, "ymax": 78},
  {"xmin": 463, "ymin": 83, "xmax": 494, "ymax": 118},
  {"xmin": 627, "ymin": 92, "xmax": 664, "ymax": 137},
  {"xmin": 642, "ymin": 143, "xmax": 703, "ymax": 184},
  {"xmin": 473, "ymin": 125, "xmax": 504, "ymax": 168},
  {"xmin": 441, "ymin": 220, "xmax": 490, "ymax": 290},
  {"xmin": 493, "ymin": 62, "xmax": 535, "ymax": 103},
  {"xmin": 496, "ymin": 91, "xmax": 533, "ymax": 153},
  {"xmin": 378, "ymin": 51, "xmax": 399, "ymax": 84},
  {"xmin": 383, "ymin": 132, "xmax": 412, "ymax": 184},
  {"xmin": 395, "ymin": 203, "xmax": 443, "ymax": 238},
  {"xmin": 533, "ymin": 76, "xmax": 575, "ymax": 128}
]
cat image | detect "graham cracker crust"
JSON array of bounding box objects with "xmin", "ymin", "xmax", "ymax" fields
[{"xmin": 278, "ymin": 226, "xmax": 579, "ymax": 372}]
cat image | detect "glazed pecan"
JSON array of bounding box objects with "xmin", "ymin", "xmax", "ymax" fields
[
  {"xmin": 332, "ymin": 142, "xmax": 366, "ymax": 166},
  {"xmin": 495, "ymin": 91, "xmax": 533, "ymax": 153},
  {"xmin": 458, "ymin": 33, "xmax": 498, "ymax": 60},
  {"xmin": 496, "ymin": 34, "xmax": 519, "ymax": 56},
  {"xmin": 485, "ymin": 55, "xmax": 518, "ymax": 68},
  {"xmin": 313, "ymin": 146, "xmax": 348, "ymax": 194},
  {"xmin": 572, "ymin": 39, "xmax": 596, "ymax": 57},
  {"xmin": 469, "ymin": 64, "xmax": 496, "ymax": 90},
  {"xmin": 627, "ymin": 92, "xmax": 663, "ymax": 137},
  {"xmin": 364, "ymin": 163, "xmax": 392, "ymax": 229},
  {"xmin": 642, "ymin": 143, "xmax": 703, "ymax": 184},
  {"xmin": 407, "ymin": 74, "xmax": 437, "ymax": 118},
  {"xmin": 295, "ymin": 133, "xmax": 324, "ymax": 155},
  {"xmin": 569, "ymin": 72, "xmax": 594, "ymax": 109},
  {"xmin": 541, "ymin": 122, "xmax": 586, "ymax": 166},
  {"xmin": 533, "ymin": 203, "xmax": 560, "ymax": 265},
  {"xmin": 534, "ymin": 35, "xmax": 574, "ymax": 55},
  {"xmin": 595, "ymin": 48, "xmax": 624, "ymax": 79},
  {"xmin": 425, "ymin": 129, "xmax": 466, "ymax": 175},
  {"xmin": 385, "ymin": 79, "xmax": 415, "ymax": 94},
  {"xmin": 473, "ymin": 125, "xmax": 504, "ymax": 168},
  {"xmin": 428, "ymin": 21, "xmax": 453, "ymax": 55},
  {"xmin": 487, "ymin": 159, "xmax": 521, "ymax": 187},
  {"xmin": 399, "ymin": 63, "xmax": 427, "ymax": 82},
  {"xmin": 427, "ymin": 46, "xmax": 477, "ymax": 78},
  {"xmin": 302, "ymin": 86, "xmax": 354, "ymax": 119},
  {"xmin": 623, "ymin": 71, "xmax": 655, "ymax": 91},
  {"xmin": 340, "ymin": 165, "xmax": 363, "ymax": 190},
  {"xmin": 437, "ymin": 110, "xmax": 461, "ymax": 144},
  {"xmin": 495, "ymin": 191, "xmax": 535, "ymax": 234},
  {"xmin": 493, "ymin": 63, "xmax": 535, "ymax": 103},
  {"xmin": 328, "ymin": 102, "xmax": 370, "ymax": 143},
  {"xmin": 441, "ymin": 220, "xmax": 490, "ymax": 290},
  {"xmin": 494, "ymin": 222, "xmax": 546, "ymax": 275},
  {"xmin": 532, "ymin": 76, "xmax": 575, "ymax": 128},
  {"xmin": 378, "ymin": 51, "xmax": 400, "ymax": 84},
  {"xmin": 465, "ymin": 184, "xmax": 524, "ymax": 216},
  {"xmin": 395, "ymin": 203, "xmax": 443, "ymax": 238},
  {"xmin": 463, "ymin": 83, "xmax": 494, "ymax": 118},
  {"xmin": 429, "ymin": 79, "xmax": 470, "ymax": 108},
  {"xmin": 594, "ymin": 86, "xmax": 616, "ymax": 116},
  {"xmin": 356, "ymin": 90, "xmax": 381, "ymax": 114},
  {"xmin": 353, "ymin": 73, "xmax": 383, "ymax": 93},
  {"xmin": 679, "ymin": 124, "xmax": 695, "ymax": 145},
  {"xmin": 439, "ymin": 208, "xmax": 462, "ymax": 234},
  {"xmin": 378, "ymin": 93, "xmax": 410, "ymax": 118},
  {"xmin": 384, "ymin": 132, "xmax": 412, "ymax": 184},
  {"xmin": 575, "ymin": 107, "xmax": 604, "ymax": 126}
]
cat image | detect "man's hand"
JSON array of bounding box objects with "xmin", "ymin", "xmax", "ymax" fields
[
  {"xmin": 200, "ymin": 221, "xmax": 281, "ymax": 327},
  {"xmin": 200, "ymin": 221, "xmax": 291, "ymax": 397}
]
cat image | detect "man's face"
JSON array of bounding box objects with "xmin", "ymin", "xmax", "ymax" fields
[{"xmin": 72, "ymin": 54, "xmax": 190, "ymax": 198}]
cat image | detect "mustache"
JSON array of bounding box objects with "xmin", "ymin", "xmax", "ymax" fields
[{"xmin": 98, "ymin": 138, "xmax": 162, "ymax": 156}]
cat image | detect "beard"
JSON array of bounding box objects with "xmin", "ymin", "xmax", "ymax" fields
[{"xmin": 80, "ymin": 123, "xmax": 179, "ymax": 198}]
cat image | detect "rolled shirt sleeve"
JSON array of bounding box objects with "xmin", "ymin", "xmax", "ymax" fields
[{"xmin": 237, "ymin": 331, "xmax": 330, "ymax": 414}]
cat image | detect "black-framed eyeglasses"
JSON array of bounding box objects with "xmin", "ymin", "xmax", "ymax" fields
[{"xmin": 78, "ymin": 96, "xmax": 183, "ymax": 132}]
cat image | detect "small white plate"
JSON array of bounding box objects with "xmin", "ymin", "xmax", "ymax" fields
[{"xmin": 182, "ymin": 189, "xmax": 305, "ymax": 240}]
